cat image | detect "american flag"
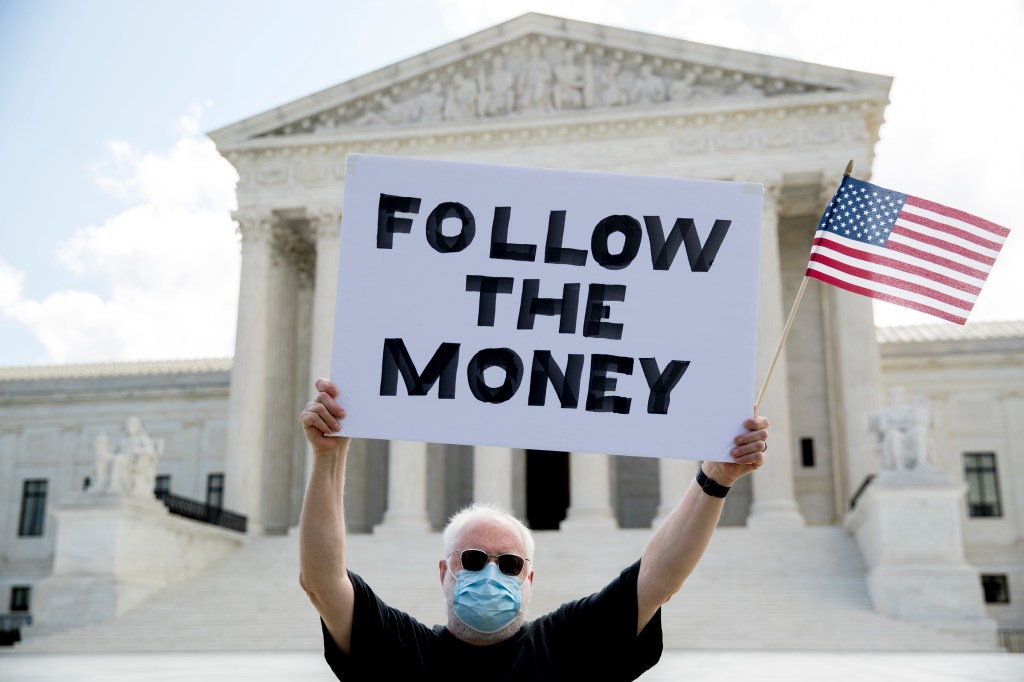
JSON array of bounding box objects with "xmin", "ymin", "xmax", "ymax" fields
[{"xmin": 805, "ymin": 176, "xmax": 1010, "ymax": 325}]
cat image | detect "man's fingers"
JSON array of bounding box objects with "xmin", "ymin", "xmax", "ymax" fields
[
  {"xmin": 303, "ymin": 401, "xmax": 343, "ymax": 432},
  {"xmin": 301, "ymin": 410, "xmax": 334, "ymax": 436},
  {"xmin": 733, "ymin": 428, "xmax": 768, "ymax": 447},
  {"xmin": 732, "ymin": 447, "xmax": 766, "ymax": 467},
  {"xmin": 314, "ymin": 377, "xmax": 339, "ymax": 397},
  {"xmin": 313, "ymin": 389, "xmax": 346, "ymax": 419},
  {"xmin": 743, "ymin": 416, "xmax": 770, "ymax": 431},
  {"xmin": 731, "ymin": 440, "xmax": 764, "ymax": 458}
]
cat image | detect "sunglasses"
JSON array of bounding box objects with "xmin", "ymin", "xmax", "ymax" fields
[{"xmin": 453, "ymin": 549, "xmax": 529, "ymax": 577}]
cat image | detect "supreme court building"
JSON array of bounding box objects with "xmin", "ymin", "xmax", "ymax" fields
[
  {"xmin": 2, "ymin": 14, "xmax": 1022, "ymax": 646},
  {"xmin": 210, "ymin": 11, "xmax": 894, "ymax": 536}
]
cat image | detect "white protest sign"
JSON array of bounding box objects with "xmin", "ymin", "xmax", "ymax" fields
[{"xmin": 330, "ymin": 154, "xmax": 762, "ymax": 462}]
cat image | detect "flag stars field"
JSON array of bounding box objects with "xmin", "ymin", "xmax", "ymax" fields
[{"xmin": 804, "ymin": 175, "xmax": 1010, "ymax": 325}]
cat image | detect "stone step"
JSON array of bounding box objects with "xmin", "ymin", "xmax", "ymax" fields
[{"xmin": 15, "ymin": 526, "xmax": 1001, "ymax": 653}]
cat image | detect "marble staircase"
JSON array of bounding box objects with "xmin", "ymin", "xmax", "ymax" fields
[{"xmin": 14, "ymin": 526, "xmax": 1000, "ymax": 653}]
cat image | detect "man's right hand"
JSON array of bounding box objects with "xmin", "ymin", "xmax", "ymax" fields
[
  {"xmin": 299, "ymin": 378, "xmax": 356, "ymax": 653},
  {"xmin": 301, "ymin": 378, "xmax": 349, "ymax": 454}
]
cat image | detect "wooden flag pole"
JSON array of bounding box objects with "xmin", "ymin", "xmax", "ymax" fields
[
  {"xmin": 753, "ymin": 278, "xmax": 808, "ymax": 416},
  {"xmin": 753, "ymin": 160, "xmax": 854, "ymax": 416}
]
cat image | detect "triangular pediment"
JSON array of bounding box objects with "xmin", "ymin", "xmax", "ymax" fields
[{"xmin": 209, "ymin": 13, "xmax": 890, "ymax": 147}]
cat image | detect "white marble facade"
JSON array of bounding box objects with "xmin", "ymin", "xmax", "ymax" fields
[
  {"xmin": 208, "ymin": 12, "xmax": 895, "ymax": 539},
  {"xmin": 2, "ymin": 14, "xmax": 1022, "ymax": 630}
]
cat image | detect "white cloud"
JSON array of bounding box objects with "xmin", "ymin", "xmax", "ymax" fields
[
  {"xmin": 1, "ymin": 108, "xmax": 241, "ymax": 364},
  {"xmin": 0, "ymin": 258, "xmax": 25, "ymax": 310}
]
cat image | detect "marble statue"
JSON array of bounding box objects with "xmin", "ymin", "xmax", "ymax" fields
[
  {"xmin": 669, "ymin": 71, "xmax": 698, "ymax": 101},
  {"xmin": 870, "ymin": 387, "xmax": 935, "ymax": 471},
  {"xmin": 552, "ymin": 50, "xmax": 584, "ymax": 109},
  {"xmin": 443, "ymin": 73, "xmax": 479, "ymax": 121},
  {"xmin": 519, "ymin": 43, "xmax": 553, "ymax": 112},
  {"xmin": 599, "ymin": 61, "xmax": 628, "ymax": 107},
  {"xmin": 480, "ymin": 55, "xmax": 516, "ymax": 116},
  {"xmin": 419, "ymin": 82, "xmax": 446, "ymax": 123},
  {"xmin": 630, "ymin": 64, "xmax": 667, "ymax": 104},
  {"xmin": 90, "ymin": 417, "xmax": 164, "ymax": 497}
]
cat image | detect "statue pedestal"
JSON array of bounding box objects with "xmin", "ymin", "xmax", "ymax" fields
[
  {"xmin": 844, "ymin": 470, "xmax": 997, "ymax": 643},
  {"xmin": 34, "ymin": 492, "xmax": 246, "ymax": 633}
]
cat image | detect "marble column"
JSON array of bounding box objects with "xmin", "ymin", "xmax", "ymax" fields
[
  {"xmin": 375, "ymin": 440, "xmax": 432, "ymax": 533},
  {"xmin": 560, "ymin": 452, "xmax": 617, "ymax": 530},
  {"xmin": 652, "ymin": 457, "xmax": 699, "ymax": 527},
  {"xmin": 261, "ymin": 224, "xmax": 299, "ymax": 534},
  {"xmin": 224, "ymin": 209, "xmax": 275, "ymax": 531},
  {"xmin": 473, "ymin": 446, "xmax": 514, "ymax": 509},
  {"xmin": 821, "ymin": 177, "xmax": 884, "ymax": 506},
  {"xmin": 290, "ymin": 263, "xmax": 315, "ymax": 527},
  {"xmin": 747, "ymin": 178, "xmax": 804, "ymax": 529},
  {"xmin": 304, "ymin": 205, "xmax": 343, "ymax": 487}
]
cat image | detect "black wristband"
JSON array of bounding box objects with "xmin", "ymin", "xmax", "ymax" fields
[{"xmin": 696, "ymin": 466, "xmax": 731, "ymax": 498}]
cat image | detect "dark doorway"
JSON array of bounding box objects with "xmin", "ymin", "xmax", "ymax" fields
[{"xmin": 526, "ymin": 450, "xmax": 569, "ymax": 530}]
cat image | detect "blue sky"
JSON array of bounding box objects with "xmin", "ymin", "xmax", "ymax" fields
[{"xmin": 1, "ymin": 0, "xmax": 1021, "ymax": 366}]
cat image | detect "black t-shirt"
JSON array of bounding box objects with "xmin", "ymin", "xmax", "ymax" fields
[{"xmin": 322, "ymin": 559, "xmax": 663, "ymax": 681}]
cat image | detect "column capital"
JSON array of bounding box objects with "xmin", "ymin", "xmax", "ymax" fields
[
  {"xmin": 232, "ymin": 208, "xmax": 278, "ymax": 245},
  {"xmin": 818, "ymin": 172, "xmax": 843, "ymax": 205},
  {"xmin": 308, "ymin": 205, "xmax": 342, "ymax": 240},
  {"xmin": 266, "ymin": 217, "xmax": 317, "ymax": 287}
]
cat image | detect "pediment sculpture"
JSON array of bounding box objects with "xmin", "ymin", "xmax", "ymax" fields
[{"xmin": 259, "ymin": 38, "xmax": 832, "ymax": 137}]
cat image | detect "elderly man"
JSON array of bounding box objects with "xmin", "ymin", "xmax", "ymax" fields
[{"xmin": 300, "ymin": 378, "xmax": 768, "ymax": 680}]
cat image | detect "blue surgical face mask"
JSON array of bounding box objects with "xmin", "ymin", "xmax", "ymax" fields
[{"xmin": 452, "ymin": 562, "xmax": 523, "ymax": 633}]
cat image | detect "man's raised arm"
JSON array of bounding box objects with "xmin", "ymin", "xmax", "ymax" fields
[
  {"xmin": 635, "ymin": 416, "xmax": 769, "ymax": 634},
  {"xmin": 299, "ymin": 378, "xmax": 356, "ymax": 653}
]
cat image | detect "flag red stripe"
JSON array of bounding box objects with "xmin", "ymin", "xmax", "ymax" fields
[
  {"xmin": 897, "ymin": 210, "xmax": 1004, "ymax": 251},
  {"xmin": 811, "ymin": 237, "xmax": 981, "ymax": 295},
  {"xmin": 904, "ymin": 195, "xmax": 1011, "ymax": 238},
  {"xmin": 884, "ymin": 240, "xmax": 989, "ymax": 279},
  {"xmin": 805, "ymin": 270, "xmax": 967, "ymax": 324},
  {"xmin": 890, "ymin": 225, "xmax": 996, "ymax": 266},
  {"xmin": 808, "ymin": 253, "xmax": 973, "ymax": 310}
]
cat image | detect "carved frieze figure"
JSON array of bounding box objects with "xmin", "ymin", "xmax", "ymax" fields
[
  {"xmin": 870, "ymin": 387, "xmax": 935, "ymax": 471},
  {"xmin": 518, "ymin": 43, "xmax": 553, "ymax": 112},
  {"xmin": 630, "ymin": 64, "xmax": 667, "ymax": 104},
  {"xmin": 598, "ymin": 61, "xmax": 628, "ymax": 107},
  {"xmin": 443, "ymin": 73, "xmax": 479, "ymax": 121},
  {"xmin": 732, "ymin": 81, "xmax": 765, "ymax": 98},
  {"xmin": 552, "ymin": 50, "xmax": 584, "ymax": 109},
  {"xmin": 355, "ymin": 95, "xmax": 407, "ymax": 127},
  {"xmin": 480, "ymin": 55, "xmax": 516, "ymax": 116},
  {"xmin": 669, "ymin": 70, "xmax": 698, "ymax": 101},
  {"xmin": 379, "ymin": 95, "xmax": 409, "ymax": 125},
  {"xmin": 418, "ymin": 82, "xmax": 446, "ymax": 123}
]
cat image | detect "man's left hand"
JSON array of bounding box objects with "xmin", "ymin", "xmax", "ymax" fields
[{"xmin": 703, "ymin": 416, "xmax": 769, "ymax": 487}]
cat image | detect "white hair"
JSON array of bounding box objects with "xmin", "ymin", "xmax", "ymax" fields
[{"xmin": 442, "ymin": 503, "xmax": 535, "ymax": 566}]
